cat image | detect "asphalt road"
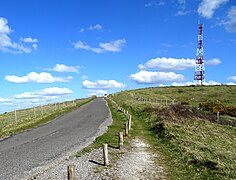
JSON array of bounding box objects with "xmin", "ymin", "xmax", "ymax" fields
[{"xmin": 0, "ymin": 98, "xmax": 112, "ymax": 180}]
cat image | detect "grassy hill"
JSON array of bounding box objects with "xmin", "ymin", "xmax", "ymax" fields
[{"xmin": 110, "ymin": 85, "xmax": 236, "ymax": 179}]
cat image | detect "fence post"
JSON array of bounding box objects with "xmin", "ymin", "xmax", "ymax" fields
[
  {"xmin": 68, "ymin": 165, "xmax": 75, "ymax": 180},
  {"xmin": 103, "ymin": 144, "xmax": 109, "ymax": 166},
  {"xmin": 124, "ymin": 122, "xmax": 129, "ymax": 136},
  {"xmin": 34, "ymin": 107, "xmax": 36, "ymax": 118},
  {"xmin": 217, "ymin": 112, "xmax": 220, "ymax": 121},
  {"xmin": 128, "ymin": 114, "xmax": 132, "ymax": 130},
  {"xmin": 119, "ymin": 132, "xmax": 124, "ymax": 150},
  {"xmin": 14, "ymin": 109, "xmax": 17, "ymax": 121}
]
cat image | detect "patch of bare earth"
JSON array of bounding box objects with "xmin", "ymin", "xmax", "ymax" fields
[{"xmin": 32, "ymin": 138, "xmax": 166, "ymax": 180}]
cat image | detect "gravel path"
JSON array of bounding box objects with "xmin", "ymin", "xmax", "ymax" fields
[{"xmin": 34, "ymin": 138, "xmax": 166, "ymax": 180}]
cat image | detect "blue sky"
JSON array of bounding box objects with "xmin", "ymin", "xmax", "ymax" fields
[{"xmin": 0, "ymin": 0, "xmax": 236, "ymax": 113}]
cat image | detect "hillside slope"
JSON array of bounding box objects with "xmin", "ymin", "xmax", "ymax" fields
[{"xmin": 110, "ymin": 85, "xmax": 236, "ymax": 179}]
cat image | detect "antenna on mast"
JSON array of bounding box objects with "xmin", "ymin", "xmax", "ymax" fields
[{"xmin": 194, "ymin": 22, "xmax": 205, "ymax": 85}]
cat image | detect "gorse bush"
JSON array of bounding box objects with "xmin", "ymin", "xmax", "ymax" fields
[{"xmin": 199, "ymin": 102, "xmax": 236, "ymax": 117}]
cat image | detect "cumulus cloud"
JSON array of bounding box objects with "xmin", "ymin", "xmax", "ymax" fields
[
  {"xmin": 89, "ymin": 24, "xmax": 103, "ymax": 31},
  {"xmin": 205, "ymin": 58, "xmax": 222, "ymax": 65},
  {"xmin": 82, "ymin": 80, "xmax": 126, "ymax": 89},
  {"xmin": 0, "ymin": 87, "xmax": 73, "ymax": 108},
  {"xmin": 32, "ymin": 44, "xmax": 38, "ymax": 50},
  {"xmin": 0, "ymin": 17, "xmax": 38, "ymax": 54},
  {"xmin": 14, "ymin": 87, "xmax": 73, "ymax": 99},
  {"xmin": 138, "ymin": 57, "xmax": 195, "ymax": 71},
  {"xmin": 224, "ymin": 6, "xmax": 236, "ymax": 32},
  {"xmin": 227, "ymin": 76, "xmax": 236, "ymax": 82},
  {"xmin": 203, "ymin": 80, "xmax": 221, "ymax": 85},
  {"xmin": 50, "ymin": 64, "xmax": 80, "ymax": 73},
  {"xmin": 145, "ymin": 0, "xmax": 165, "ymax": 7},
  {"xmin": 87, "ymin": 89, "xmax": 108, "ymax": 97},
  {"xmin": 171, "ymin": 81, "xmax": 195, "ymax": 86},
  {"xmin": 198, "ymin": 0, "xmax": 229, "ymax": 19},
  {"xmin": 130, "ymin": 70, "xmax": 185, "ymax": 84},
  {"xmin": 162, "ymin": 80, "xmax": 223, "ymax": 86},
  {"xmin": 20, "ymin": 37, "xmax": 38, "ymax": 43},
  {"xmin": 73, "ymin": 39, "xmax": 126, "ymax": 53},
  {"xmin": 0, "ymin": 97, "xmax": 13, "ymax": 103},
  {"xmin": 5, "ymin": 72, "xmax": 72, "ymax": 83},
  {"xmin": 226, "ymin": 82, "xmax": 236, "ymax": 85},
  {"xmin": 139, "ymin": 57, "xmax": 222, "ymax": 71}
]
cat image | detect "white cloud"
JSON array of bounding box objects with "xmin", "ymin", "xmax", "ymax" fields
[
  {"xmin": 139, "ymin": 57, "xmax": 222, "ymax": 71},
  {"xmin": 0, "ymin": 87, "xmax": 73, "ymax": 108},
  {"xmin": 89, "ymin": 24, "xmax": 103, "ymax": 31},
  {"xmin": 0, "ymin": 17, "xmax": 38, "ymax": 54},
  {"xmin": 205, "ymin": 58, "xmax": 222, "ymax": 65},
  {"xmin": 32, "ymin": 44, "xmax": 38, "ymax": 50},
  {"xmin": 138, "ymin": 57, "xmax": 195, "ymax": 71},
  {"xmin": 130, "ymin": 70, "xmax": 185, "ymax": 84},
  {"xmin": 203, "ymin": 80, "xmax": 221, "ymax": 85},
  {"xmin": 82, "ymin": 80, "xmax": 126, "ymax": 89},
  {"xmin": 80, "ymin": 28, "xmax": 85, "ymax": 33},
  {"xmin": 171, "ymin": 81, "xmax": 195, "ymax": 86},
  {"xmin": 87, "ymin": 89, "xmax": 108, "ymax": 97},
  {"xmin": 145, "ymin": 1, "xmax": 165, "ymax": 7},
  {"xmin": 81, "ymin": 75, "xmax": 88, "ymax": 80},
  {"xmin": 36, "ymin": 87, "xmax": 73, "ymax": 96},
  {"xmin": 227, "ymin": 76, "xmax": 236, "ymax": 82},
  {"xmin": 5, "ymin": 72, "xmax": 72, "ymax": 83},
  {"xmin": 73, "ymin": 41, "xmax": 90, "ymax": 50},
  {"xmin": 224, "ymin": 6, "xmax": 236, "ymax": 32},
  {"xmin": 226, "ymin": 82, "xmax": 236, "ymax": 85},
  {"xmin": 198, "ymin": 0, "xmax": 229, "ymax": 19},
  {"xmin": 0, "ymin": 97, "xmax": 13, "ymax": 103},
  {"xmin": 20, "ymin": 37, "xmax": 38, "ymax": 43},
  {"xmin": 51, "ymin": 64, "xmax": 79, "ymax": 73},
  {"xmin": 13, "ymin": 87, "xmax": 73, "ymax": 104},
  {"xmin": 73, "ymin": 39, "xmax": 126, "ymax": 53},
  {"xmin": 175, "ymin": 10, "xmax": 191, "ymax": 16},
  {"xmin": 164, "ymin": 80, "xmax": 223, "ymax": 86}
]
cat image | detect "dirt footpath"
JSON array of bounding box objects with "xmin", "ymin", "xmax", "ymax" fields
[{"xmin": 32, "ymin": 138, "xmax": 166, "ymax": 180}]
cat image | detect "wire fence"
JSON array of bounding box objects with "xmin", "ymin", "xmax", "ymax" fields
[{"xmin": 0, "ymin": 98, "xmax": 89, "ymax": 133}]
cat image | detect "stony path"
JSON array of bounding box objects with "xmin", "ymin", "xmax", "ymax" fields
[{"xmin": 34, "ymin": 138, "xmax": 166, "ymax": 180}]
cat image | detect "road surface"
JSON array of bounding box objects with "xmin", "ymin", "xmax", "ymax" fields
[{"xmin": 0, "ymin": 98, "xmax": 112, "ymax": 180}]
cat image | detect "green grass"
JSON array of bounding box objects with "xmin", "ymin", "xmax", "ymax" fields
[
  {"xmin": 110, "ymin": 85, "xmax": 236, "ymax": 179},
  {"xmin": 76, "ymin": 99, "xmax": 129, "ymax": 157},
  {"xmin": 112, "ymin": 85, "xmax": 236, "ymax": 106},
  {"xmin": 0, "ymin": 97, "xmax": 96, "ymax": 138}
]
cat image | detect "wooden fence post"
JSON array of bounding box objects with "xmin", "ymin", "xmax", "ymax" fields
[
  {"xmin": 124, "ymin": 122, "xmax": 129, "ymax": 136},
  {"xmin": 128, "ymin": 114, "xmax": 132, "ymax": 130},
  {"xmin": 14, "ymin": 109, "xmax": 17, "ymax": 121},
  {"xmin": 103, "ymin": 144, "xmax": 109, "ymax": 166},
  {"xmin": 34, "ymin": 107, "xmax": 36, "ymax": 117},
  {"xmin": 119, "ymin": 132, "xmax": 124, "ymax": 150},
  {"xmin": 68, "ymin": 165, "xmax": 75, "ymax": 180},
  {"xmin": 217, "ymin": 112, "xmax": 220, "ymax": 121}
]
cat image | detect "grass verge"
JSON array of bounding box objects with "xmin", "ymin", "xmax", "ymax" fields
[{"xmin": 76, "ymin": 99, "xmax": 129, "ymax": 157}]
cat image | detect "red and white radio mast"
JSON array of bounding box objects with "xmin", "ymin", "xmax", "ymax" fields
[{"xmin": 194, "ymin": 23, "xmax": 205, "ymax": 85}]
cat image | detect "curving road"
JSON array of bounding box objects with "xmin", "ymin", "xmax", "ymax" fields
[{"xmin": 0, "ymin": 98, "xmax": 112, "ymax": 180}]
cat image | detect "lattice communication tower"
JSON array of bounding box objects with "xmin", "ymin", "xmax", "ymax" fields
[{"xmin": 194, "ymin": 23, "xmax": 205, "ymax": 85}]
